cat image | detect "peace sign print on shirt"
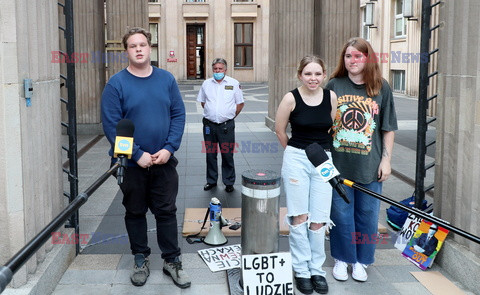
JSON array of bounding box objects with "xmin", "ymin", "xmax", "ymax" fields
[
  {"xmin": 332, "ymin": 95, "xmax": 379, "ymax": 155},
  {"xmin": 343, "ymin": 107, "xmax": 367, "ymax": 131}
]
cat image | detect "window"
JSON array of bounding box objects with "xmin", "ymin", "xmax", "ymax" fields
[
  {"xmin": 394, "ymin": 0, "xmax": 406, "ymax": 37},
  {"xmin": 234, "ymin": 23, "xmax": 253, "ymax": 67},
  {"xmin": 361, "ymin": 7, "xmax": 370, "ymax": 41},
  {"xmin": 148, "ymin": 0, "xmax": 158, "ymax": 2},
  {"xmin": 392, "ymin": 70, "xmax": 405, "ymax": 93},
  {"xmin": 185, "ymin": 0, "xmax": 205, "ymax": 2},
  {"xmin": 149, "ymin": 23, "xmax": 159, "ymax": 66}
]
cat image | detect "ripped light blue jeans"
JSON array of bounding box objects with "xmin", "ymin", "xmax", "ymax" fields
[{"xmin": 281, "ymin": 146, "xmax": 332, "ymax": 278}]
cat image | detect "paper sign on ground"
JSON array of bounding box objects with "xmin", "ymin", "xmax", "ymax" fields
[
  {"xmin": 394, "ymin": 213, "xmax": 423, "ymax": 251},
  {"xmin": 197, "ymin": 244, "xmax": 241, "ymax": 272},
  {"xmin": 242, "ymin": 252, "xmax": 294, "ymax": 295},
  {"xmin": 402, "ymin": 219, "xmax": 449, "ymax": 270}
]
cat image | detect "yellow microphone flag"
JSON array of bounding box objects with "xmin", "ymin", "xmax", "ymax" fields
[{"xmin": 113, "ymin": 136, "xmax": 133, "ymax": 159}]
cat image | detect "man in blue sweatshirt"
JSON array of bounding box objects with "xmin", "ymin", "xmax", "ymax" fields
[{"xmin": 101, "ymin": 27, "xmax": 190, "ymax": 289}]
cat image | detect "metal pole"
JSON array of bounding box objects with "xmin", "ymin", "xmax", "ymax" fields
[
  {"xmin": 241, "ymin": 170, "xmax": 281, "ymax": 255},
  {"xmin": 64, "ymin": 0, "xmax": 80, "ymax": 254},
  {"xmin": 414, "ymin": 0, "xmax": 432, "ymax": 209},
  {"xmin": 340, "ymin": 178, "xmax": 480, "ymax": 245},
  {"xmin": 0, "ymin": 163, "xmax": 119, "ymax": 293}
]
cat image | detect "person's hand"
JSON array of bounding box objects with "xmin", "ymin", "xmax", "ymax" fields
[
  {"xmin": 377, "ymin": 158, "xmax": 392, "ymax": 182},
  {"xmin": 137, "ymin": 152, "xmax": 153, "ymax": 168},
  {"xmin": 151, "ymin": 149, "xmax": 171, "ymax": 165}
]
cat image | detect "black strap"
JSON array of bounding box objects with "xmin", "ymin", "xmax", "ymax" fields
[{"xmin": 186, "ymin": 207, "xmax": 210, "ymax": 244}]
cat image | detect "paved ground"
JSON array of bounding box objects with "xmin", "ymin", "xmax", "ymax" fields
[{"xmin": 46, "ymin": 83, "xmax": 472, "ymax": 294}]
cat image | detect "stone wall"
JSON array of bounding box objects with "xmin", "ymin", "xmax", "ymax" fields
[
  {"xmin": 0, "ymin": 0, "xmax": 63, "ymax": 287},
  {"xmin": 435, "ymin": 0, "xmax": 480, "ymax": 256}
]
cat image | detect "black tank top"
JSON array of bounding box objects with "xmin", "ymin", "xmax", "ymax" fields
[{"xmin": 287, "ymin": 88, "xmax": 333, "ymax": 150}]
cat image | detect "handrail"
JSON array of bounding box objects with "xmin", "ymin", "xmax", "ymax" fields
[{"xmin": 0, "ymin": 162, "xmax": 120, "ymax": 293}]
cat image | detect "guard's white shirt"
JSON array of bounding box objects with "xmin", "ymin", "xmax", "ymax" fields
[{"xmin": 196, "ymin": 75, "xmax": 244, "ymax": 123}]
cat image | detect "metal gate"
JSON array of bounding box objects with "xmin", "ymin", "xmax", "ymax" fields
[
  {"xmin": 58, "ymin": 0, "xmax": 80, "ymax": 254},
  {"xmin": 414, "ymin": 0, "xmax": 442, "ymax": 208}
]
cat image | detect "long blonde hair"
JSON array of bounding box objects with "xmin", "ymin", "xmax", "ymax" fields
[{"xmin": 330, "ymin": 37, "xmax": 383, "ymax": 97}]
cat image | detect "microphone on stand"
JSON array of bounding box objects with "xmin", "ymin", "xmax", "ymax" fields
[
  {"xmin": 113, "ymin": 119, "xmax": 134, "ymax": 185},
  {"xmin": 305, "ymin": 143, "xmax": 350, "ymax": 204}
]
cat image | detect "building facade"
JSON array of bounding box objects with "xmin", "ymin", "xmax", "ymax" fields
[
  {"xmin": 361, "ymin": 0, "xmax": 439, "ymax": 102},
  {"xmin": 64, "ymin": 0, "xmax": 270, "ymax": 131},
  {"xmin": 148, "ymin": 0, "xmax": 270, "ymax": 82}
]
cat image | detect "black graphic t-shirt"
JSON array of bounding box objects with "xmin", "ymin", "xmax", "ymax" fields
[{"xmin": 325, "ymin": 76, "xmax": 398, "ymax": 183}]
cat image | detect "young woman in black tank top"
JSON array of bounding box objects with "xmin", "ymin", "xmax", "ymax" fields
[{"xmin": 275, "ymin": 55, "xmax": 337, "ymax": 294}]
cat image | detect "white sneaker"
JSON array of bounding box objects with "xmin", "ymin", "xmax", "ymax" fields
[
  {"xmin": 332, "ymin": 259, "xmax": 348, "ymax": 281},
  {"xmin": 352, "ymin": 262, "xmax": 368, "ymax": 282}
]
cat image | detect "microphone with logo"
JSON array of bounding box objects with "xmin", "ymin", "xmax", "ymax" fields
[
  {"xmin": 305, "ymin": 143, "xmax": 350, "ymax": 204},
  {"xmin": 113, "ymin": 119, "xmax": 134, "ymax": 185}
]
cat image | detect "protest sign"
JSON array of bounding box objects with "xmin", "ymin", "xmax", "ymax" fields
[
  {"xmin": 394, "ymin": 213, "xmax": 423, "ymax": 251},
  {"xmin": 242, "ymin": 252, "xmax": 293, "ymax": 295},
  {"xmin": 402, "ymin": 220, "xmax": 449, "ymax": 270},
  {"xmin": 198, "ymin": 244, "xmax": 242, "ymax": 272}
]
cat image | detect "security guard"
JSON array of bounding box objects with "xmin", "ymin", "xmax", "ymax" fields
[{"xmin": 196, "ymin": 58, "xmax": 244, "ymax": 193}]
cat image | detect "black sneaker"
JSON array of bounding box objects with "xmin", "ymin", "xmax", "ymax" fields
[
  {"xmin": 163, "ymin": 256, "xmax": 191, "ymax": 289},
  {"xmin": 295, "ymin": 277, "xmax": 313, "ymax": 294},
  {"xmin": 311, "ymin": 275, "xmax": 328, "ymax": 294},
  {"xmin": 130, "ymin": 254, "xmax": 150, "ymax": 286}
]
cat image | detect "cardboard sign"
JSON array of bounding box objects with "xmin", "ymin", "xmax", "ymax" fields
[
  {"xmin": 242, "ymin": 252, "xmax": 293, "ymax": 295},
  {"xmin": 198, "ymin": 244, "xmax": 242, "ymax": 272},
  {"xmin": 411, "ymin": 271, "xmax": 466, "ymax": 295},
  {"xmin": 182, "ymin": 207, "xmax": 289, "ymax": 237}
]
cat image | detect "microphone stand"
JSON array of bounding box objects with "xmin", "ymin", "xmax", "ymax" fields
[{"xmin": 117, "ymin": 155, "xmax": 127, "ymax": 185}]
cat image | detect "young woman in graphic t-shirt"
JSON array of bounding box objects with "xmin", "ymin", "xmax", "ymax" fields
[{"xmin": 325, "ymin": 37, "xmax": 398, "ymax": 282}]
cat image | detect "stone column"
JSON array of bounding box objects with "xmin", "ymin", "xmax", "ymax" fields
[
  {"xmin": 105, "ymin": 0, "xmax": 148, "ymax": 80},
  {"xmin": 266, "ymin": 0, "xmax": 315, "ymax": 129},
  {"xmin": 434, "ymin": 2, "xmax": 480, "ymax": 291},
  {"xmin": 435, "ymin": 0, "xmax": 480, "ymax": 255},
  {"xmin": 266, "ymin": 0, "xmax": 360, "ymax": 130},
  {"xmin": 314, "ymin": 0, "xmax": 360, "ymax": 76},
  {"xmin": 73, "ymin": 0, "xmax": 105, "ymax": 128},
  {"xmin": 0, "ymin": 0, "xmax": 63, "ymax": 288}
]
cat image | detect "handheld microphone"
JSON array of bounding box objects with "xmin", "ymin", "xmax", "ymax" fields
[
  {"xmin": 305, "ymin": 143, "xmax": 350, "ymax": 204},
  {"xmin": 114, "ymin": 119, "xmax": 134, "ymax": 185}
]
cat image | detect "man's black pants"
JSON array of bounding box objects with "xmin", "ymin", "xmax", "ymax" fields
[
  {"xmin": 119, "ymin": 157, "xmax": 181, "ymax": 262},
  {"xmin": 202, "ymin": 117, "xmax": 236, "ymax": 185}
]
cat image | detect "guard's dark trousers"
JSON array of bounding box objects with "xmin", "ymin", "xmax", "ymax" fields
[{"xmin": 202, "ymin": 117, "xmax": 236, "ymax": 185}]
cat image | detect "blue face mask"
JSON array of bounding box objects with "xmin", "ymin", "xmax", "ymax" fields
[{"xmin": 213, "ymin": 72, "xmax": 225, "ymax": 80}]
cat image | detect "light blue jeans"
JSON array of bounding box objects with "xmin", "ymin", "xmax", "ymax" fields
[
  {"xmin": 281, "ymin": 146, "xmax": 332, "ymax": 278},
  {"xmin": 329, "ymin": 181, "xmax": 382, "ymax": 265}
]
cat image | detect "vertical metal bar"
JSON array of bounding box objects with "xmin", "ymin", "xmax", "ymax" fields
[
  {"xmin": 414, "ymin": 0, "xmax": 432, "ymax": 209},
  {"xmin": 64, "ymin": 0, "xmax": 80, "ymax": 255}
]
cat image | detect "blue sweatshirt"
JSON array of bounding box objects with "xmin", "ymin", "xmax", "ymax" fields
[{"xmin": 101, "ymin": 67, "xmax": 185, "ymax": 166}]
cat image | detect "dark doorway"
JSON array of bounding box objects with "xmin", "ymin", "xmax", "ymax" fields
[{"xmin": 186, "ymin": 24, "xmax": 205, "ymax": 79}]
